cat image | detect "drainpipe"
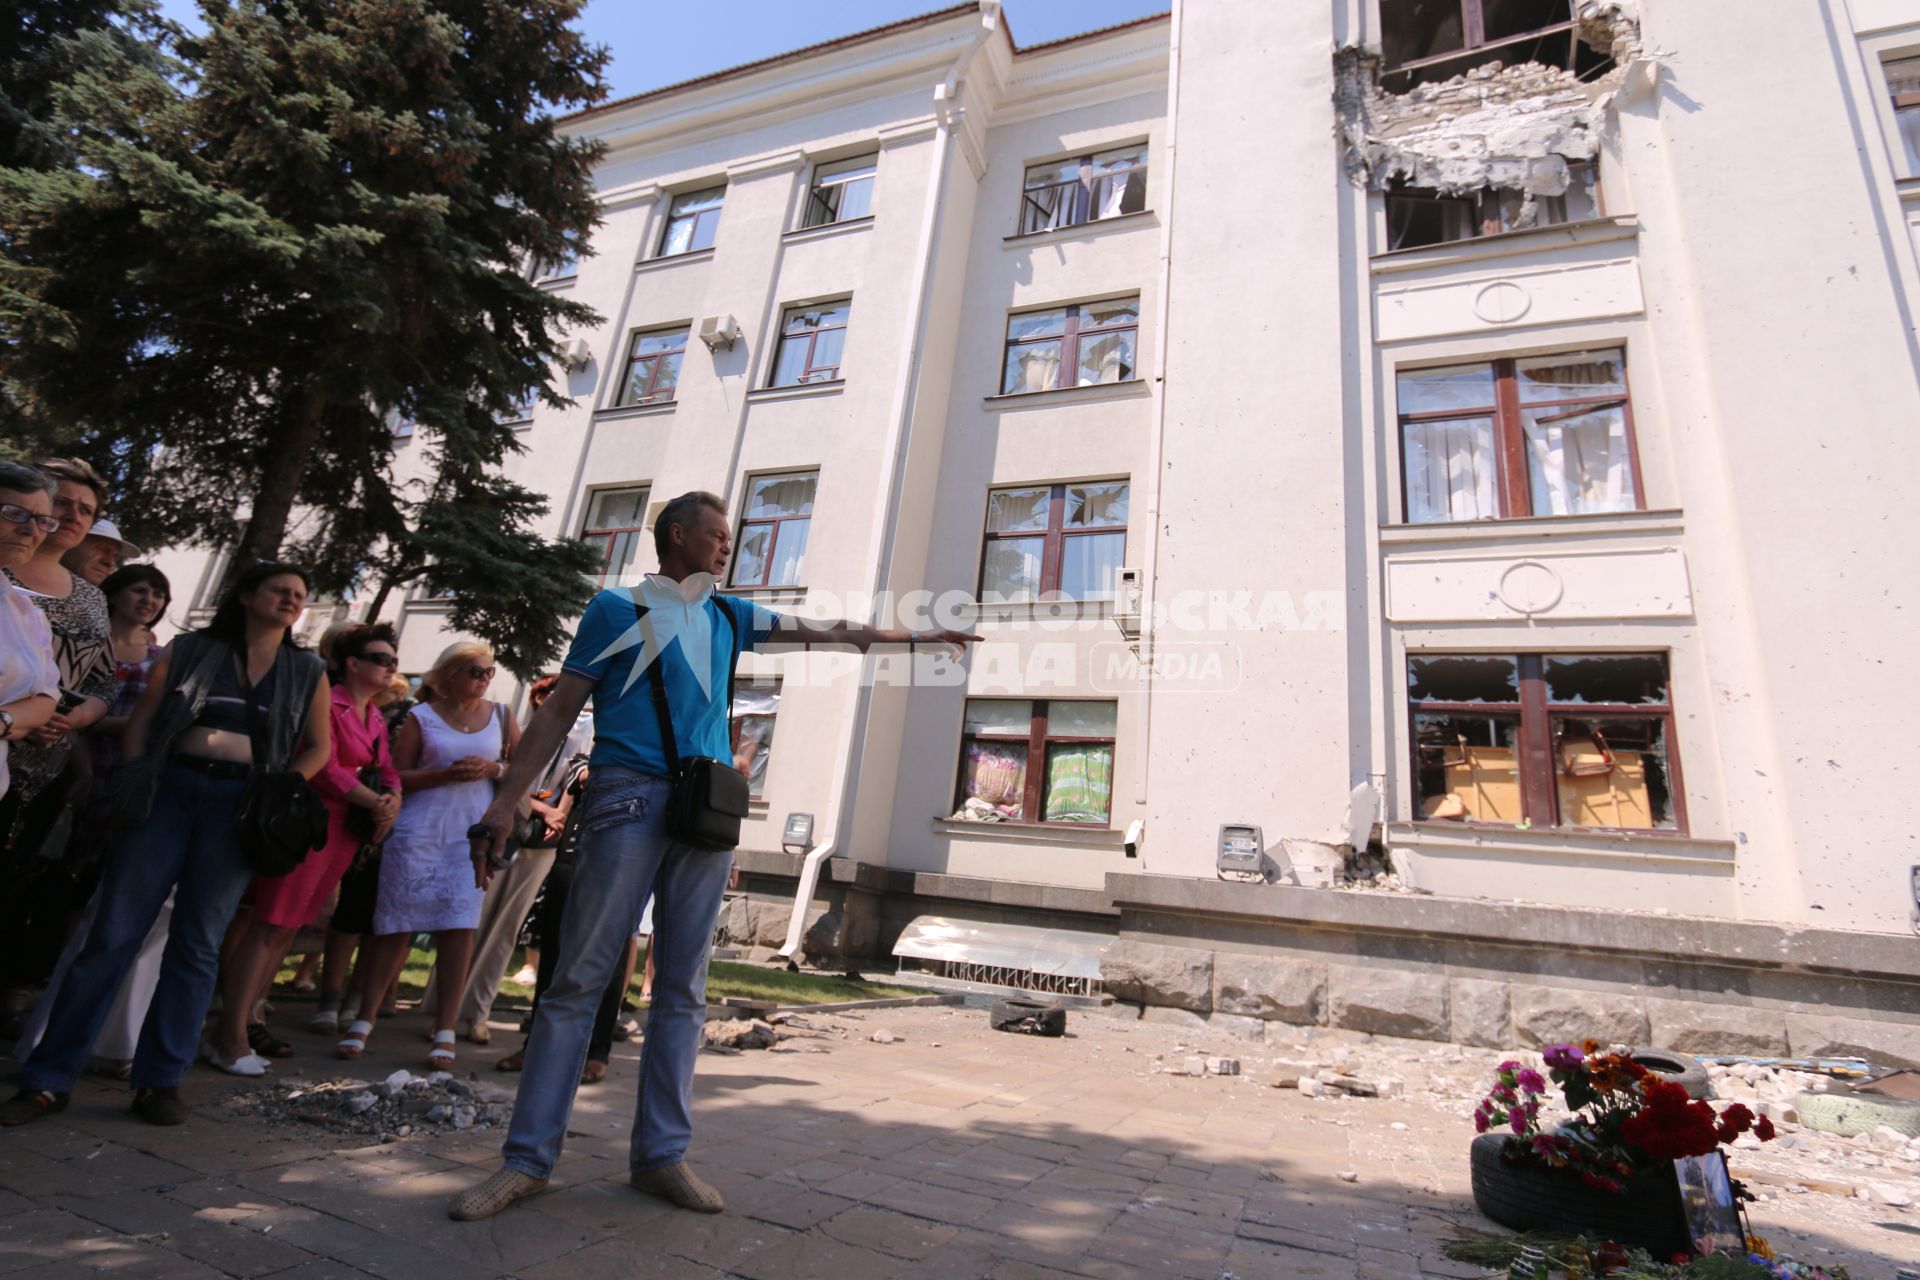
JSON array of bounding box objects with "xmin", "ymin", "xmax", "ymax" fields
[
  {"xmin": 1131, "ymin": 0, "xmax": 1184, "ymax": 830},
  {"xmin": 773, "ymin": 7, "xmax": 994, "ymax": 963}
]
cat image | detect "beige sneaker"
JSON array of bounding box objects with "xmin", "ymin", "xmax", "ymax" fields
[
  {"xmin": 448, "ymin": 1166, "xmax": 548, "ymax": 1221},
  {"xmin": 630, "ymin": 1162, "xmax": 725, "ymax": 1214}
]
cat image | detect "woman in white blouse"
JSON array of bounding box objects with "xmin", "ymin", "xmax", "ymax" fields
[{"xmin": 0, "ymin": 462, "xmax": 62, "ymax": 802}]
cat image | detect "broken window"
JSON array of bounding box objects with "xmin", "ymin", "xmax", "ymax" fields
[
  {"xmin": 1018, "ymin": 145, "xmax": 1148, "ymax": 236},
  {"xmin": 1385, "ymin": 163, "xmax": 1599, "ymax": 250},
  {"xmin": 1001, "ymin": 297, "xmax": 1140, "ymax": 394},
  {"xmin": 1410, "ymin": 652, "xmax": 1682, "ymax": 832},
  {"xmin": 979, "ymin": 481, "xmax": 1129, "ymax": 604},
  {"xmin": 1398, "ymin": 346, "xmax": 1641, "ymax": 524},
  {"xmin": 952, "ymin": 699, "xmax": 1117, "ymax": 826},
  {"xmin": 730, "ymin": 680, "xmax": 779, "ymax": 800},
  {"xmin": 1886, "ymin": 55, "xmax": 1920, "ymax": 174},
  {"xmin": 1379, "ymin": 0, "xmax": 1611, "ymax": 92},
  {"xmin": 731, "ymin": 471, "xmax": 816, "ymax": 589},
  {"xmin": 579, "ymin": 485, "xmax": 651, "ymax": 587}
]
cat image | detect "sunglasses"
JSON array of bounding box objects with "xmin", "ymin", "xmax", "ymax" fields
[
  {"xmin": 353, "ymin": 651, "xmax": 400, "ymax": 669},
  {"xmin": 463, "ymin": 665, "xmax": 497, "ymax": 681},
  {"xmin": 0, "ymin": 503, "xmax": 60, "ymax": 535}
]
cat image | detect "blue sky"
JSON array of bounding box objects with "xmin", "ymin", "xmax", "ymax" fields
[{"xmin": 151, "ymin": 2, "xmax": 1171, "ymax": 101}]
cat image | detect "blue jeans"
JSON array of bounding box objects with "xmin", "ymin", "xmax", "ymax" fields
[
  {"xmin": 502, "ymin": 767, "xmax": 734, "ymax": 1179},
  {"xmin": 22, "ymin": 763, "xmax": 255, "ymax": 1093}
]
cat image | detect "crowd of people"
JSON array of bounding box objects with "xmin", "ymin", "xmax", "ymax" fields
[
  {"xmin": 0, "ymin": 456, "xmax": 619, "ymax": 1126},
  {"xmin": 1, "ymin": 472, "xmax": 977, "ymax": 1224}
]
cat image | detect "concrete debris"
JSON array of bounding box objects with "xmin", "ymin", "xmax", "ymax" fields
[
  {"xmin": 702, "ymin": 1018, "xmax": 779, "ymax": 1051},
  {"xmin": 1333, "ymin": 1, "xmax": 1643, "ymax": 201},
  {"xmin": 1205, "ymin": 1057, "xmax": 1241, "ymax": 1076},
  {"xmin": 869, "ymin": 1030, "xmax": 899, "ymax": 1044},
  {"xmin": 1336, "ymin": 1170, "xmax": 1359, "ymax": 1183},
  {"xmin": 1868, "ymin": 1181, "xmax": 1915, "ymax": 1208},
  {"xmin": 220, "ymin": 1072, "xmax": 511, "ymax": 1141}
]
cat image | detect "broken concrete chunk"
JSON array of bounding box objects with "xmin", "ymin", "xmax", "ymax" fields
[
  {"xmin": 1205, "ymin": 1057, "xmax": 1240, "ymax": 1076},
  {"xmin": 701, "ymin": 1018, "xmax": 778, "ymax": 1051},
  {"xmin": 870, "ymin": 1030, "xmax": 898, "ymax": 1045}
]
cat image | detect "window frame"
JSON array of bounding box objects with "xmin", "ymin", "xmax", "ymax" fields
[
  {"xmin": 1407, "ymin": 652, "xmax": 1688, "ymax": 835},
  {"xmin": 730, "ymin": 470, "xmax": 818, "ymax": 589},
  {"xmin": 978, "ymin": 480, "xmax": 1130, "ymax": 604},
  {"xmin": 617, "ymin": 326, "xmax": 689, "ymax": 407},
  {"xmin": 1395, "ymin": 347, "xmax": 1646, "ymax": 524},
  {"xmin": 656, "ymin": 185, "xmax": 725, "ymax": 258},
  {"xmin": 954, "ymin": 698, "xmax": 1119, "ymax": 828},
  {"xmin": 769, "ymin": 301, "xmax": 850, "ymax": 388},
  {"xmin": 1381, "ymin": 0, "xmax": 1579, "ymax": 81},
  {"xmin": 730, "ymin": 678, "xmax": 780, "ymax": 800},
  {"xmin": 1384, "ymin": 162, "xmax": 1599, "ymax": 251},
  {"xmin": 801, "ymin": 153, "xmax": 878, "ymax": 229},
  {"xmin": 1882, "ymin": 52, "xmax": 1920, "ymax": 176},
  {"xmin": 1000, "ymin": 297, "xmax": 1141, "ymax": 396},
  {"xmin": 1017, "ymin": 144, "xmax": 1149, "ymax": 236},
  {"xmin": 579, "ymin": 485, "xmax": 652, "ymax": 588}
]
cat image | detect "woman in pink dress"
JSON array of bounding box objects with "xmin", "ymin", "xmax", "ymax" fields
[{"xmin": 209, "ymin": 624, "xmax": 402, "ymax": 1067}]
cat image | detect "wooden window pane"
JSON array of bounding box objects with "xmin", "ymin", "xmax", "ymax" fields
[
  {"xmin": 958, "ymin": 739, "xmax": 1029, "ymax": 817},
  {"xmin": 965, "ymin": 699, "xmax": 1033, "ymax": 734},
  {"xmin": 588, "ymin": 488, "xmax": 648, "ymax": 527},
  {"xmin": 1003, "ymin": 339, "xmax": 1063, "ymax": 394},
  {"xmin": 1515, "ymin": 348, "xmax": 1626, "ymax": 401},
  {"xmin": 1007, "ymin": 308, "xmax": 1070, "ymax": 341},
  {"xmin": 731, "ymin": 683, "xmax": 779, "ymax": 799},
  {"xmin": 1065, "ymin": 482, "xmax": 1128, "ymax": 528},
  {"xmin": 1076, "ymin": 327, "xmax": 1136, "ymax": 385},
  {"xmin": 981, "ymin": 537, "xmax": 1044, "ymax": 602},
  {"xmin": 986, "ymin": 487, "xmax": 1051, "ymax": 532},
  {"xmin": 1403, "ymin": 415, "xmax": 1498, "ymax": 523},
  {"xmin": 1521, "ymin": 403, "xmax": 1635, "ymax": 514},
  {"xmin": 1081, "ymin": 297, "xmax": 1140, "ymax": 330},
  {"xmin": 1042, "ymin": 743, "xmax": 1113, "ymax": 823},
  {"xmin": 1398, "ymin": 362, "xmax": 1497, "ymax": 414},
  {"xmin": 1409, "ymin": 655, "xmax": 1520, "ymax": 704},
  {"xmin": 766, "ymin": 519, "xmax": 809, "ymax": 587},
  {"xmin": 1059, "ymin": 531, "xmax": 1124, "ymax": 600},
  {"xmin": 1543, "ymin": 654, "xmax": 1668, "ymax": 705},
  {"xmin": 748, "ymin": 473, "xmax": 816, "ymax": 518},
  {"xmin": 1415, "ymin": 711, "xmax": 1524, "ymax": 821},
  {"xmin": 733, "ymin": 524, "xmax": 772, "ymax": 585},
  {"xmin": 1552, "ymin": 715, "xmax": 1676, "ymax": 830},
  {"xmin": 1048, "ymin": 701, "xmax": 1117, "ymax": 736}
]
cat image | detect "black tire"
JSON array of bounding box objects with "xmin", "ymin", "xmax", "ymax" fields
[
  {"xmin": 1628, "ymin": 1046, "xmax": 1710, "ymax": 1100},
  {"xmin": 990, "ymin": 999, "xmax": 1066, "ymax": 1037},
  {"xmin": 1469, "ymin": 1134, "xmax": 1689, "ymax": 1256}
]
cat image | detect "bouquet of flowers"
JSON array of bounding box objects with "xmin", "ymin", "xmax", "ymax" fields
[{"xmin": 1473, "ymin": 1040, "xmax": 1775, "ymax": 1193}]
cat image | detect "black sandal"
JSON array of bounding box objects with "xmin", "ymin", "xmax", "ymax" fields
[
  {"xmin": 0, "ymin": 1089, "xmax": 70, "ymax": 1127},
  {"xmin": 246, "ymin": 1022, "xmax": 294, "ymax": 1059}
]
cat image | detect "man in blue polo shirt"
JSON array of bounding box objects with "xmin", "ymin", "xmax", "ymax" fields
[{"xmin": 449, "ymin": 490, "xmax": 977, "ymax": 1222}]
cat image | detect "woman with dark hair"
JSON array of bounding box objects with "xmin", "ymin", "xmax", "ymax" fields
[
  {"xmin": 213, "ymin": 623, "xmax": 401, "ymax": 1059},
  {"xmin": 0, "ymin": 563, "xmax": 330, "ymax": 1127},
  {"xmin": 11, "ymin": 564, "xmax": 173, "ymax": 1078}
]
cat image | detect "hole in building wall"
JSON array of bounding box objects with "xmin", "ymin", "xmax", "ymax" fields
[
  {"xmin": 1385, "ymin": 161, "xmax": 1600, "ymax": 249},
  {"xmin": 1378, "ymin": 0, "xmax": 1615, "ymax": 93}
]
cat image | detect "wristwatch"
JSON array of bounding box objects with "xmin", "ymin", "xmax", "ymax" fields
[{"xmin": 0, "ymin": 710, "xmax": 13, "ymax": 740}]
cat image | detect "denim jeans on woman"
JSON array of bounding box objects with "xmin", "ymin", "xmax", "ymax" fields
[
  {"xmin": 501, "ymin": 767, "xmax": 733, "ymax": 1179},
  {"xmin": 21, "ymin": 763, "xmax": 253, "ymax": 1093}
]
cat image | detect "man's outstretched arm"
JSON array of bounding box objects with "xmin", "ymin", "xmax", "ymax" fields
[{"xmin": 470, "ymin": 671, "xmax": 595, "ymax": 885}]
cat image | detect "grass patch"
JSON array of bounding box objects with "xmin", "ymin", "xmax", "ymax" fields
[{"xmin": 279, "ymin": 946, "xmax": 930, "ymax": 1010}]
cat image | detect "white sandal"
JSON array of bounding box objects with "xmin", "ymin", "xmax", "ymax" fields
[
  {"xmin": 336, "ymin": 1020, "xmax": 373, "ymax": 1061},
  {"xmin": 426, "ymin": 1029, "xmax": 457, "ymax": 1070},
  {"xmin": 204, "ymin": 1045, "xmax": 270, "ymax": 1077}
]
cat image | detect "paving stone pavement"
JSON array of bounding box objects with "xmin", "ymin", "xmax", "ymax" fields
[{"xmin": 2, "ymin": 1005, "xmax": 1915, "ymax": 1279}]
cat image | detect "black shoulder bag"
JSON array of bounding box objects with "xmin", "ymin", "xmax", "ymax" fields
[
  {"xmin": 344, "ymin": 714, "xmax": 391, "ymax": 844},
  {"xmin": 235, "ymin": 656, "xmax": 329, "ymax": 877},
  {"xmin": 637, "ymin": 596, "xmax": 749, "ymax": 852}
]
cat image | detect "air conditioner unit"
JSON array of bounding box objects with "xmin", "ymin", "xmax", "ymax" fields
[
  {"xmin": 698, "ymin": 314, "xmax": 740, "ymax": 351},
  {"xmin": 557, "ymin": 338, "xmax": 593, "ymax": 371},
  {"xmin": 1112, "ymin": 565, "xmax": 1143, "ymax": 639}
]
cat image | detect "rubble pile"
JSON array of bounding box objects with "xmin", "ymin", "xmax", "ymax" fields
[{"xmin": 221, "ymin": 1069, "xmax": 516, "ymax": 1142}]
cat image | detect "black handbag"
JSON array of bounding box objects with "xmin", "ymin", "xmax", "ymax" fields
[
  {"xmin": 344, "ymin": 724, "xmax": 391, "ymax": 843},
  {"xmin": 235, "ymin": 658, "xmax": 328, "ymax": 877},
  {"xmin": 637, "ymin": 597, "xmax": 748, "ymax": 852}
]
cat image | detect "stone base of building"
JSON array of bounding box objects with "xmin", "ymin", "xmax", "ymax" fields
[{"xmin": 727, "ymin": 853, "xmax": 1920, "ymax": 1070}]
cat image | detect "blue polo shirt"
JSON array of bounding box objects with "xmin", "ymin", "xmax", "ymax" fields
[{"xmin": 561, "ymin": 582, "xmax": 778, "ymax": 778}]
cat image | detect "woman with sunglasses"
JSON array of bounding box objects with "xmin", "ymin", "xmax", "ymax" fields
[
  {"xmin": 340, "ymin": 641, "xmax": 517, "ymax": 1068},
  {"xmin": 210, "ymin": 623, "xmax": 403, "ymax": 1063},
  {"xmin": 0, "ymin": 463, "xmax": 63, "ymax": 807}
]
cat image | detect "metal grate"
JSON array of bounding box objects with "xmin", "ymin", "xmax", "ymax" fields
[{"xmin": 905, "ymin": 958, "xmax": 1103, "ymax": 997}]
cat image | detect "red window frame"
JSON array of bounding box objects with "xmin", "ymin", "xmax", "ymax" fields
[
  {"xmin": 1000, "ymin": 298, "xmax": 1140, "ymax": 395},
  {"xmin": 617, "ymin": 328, "xmax": 688, "ymax": 406},
  {"xmin": 658, "ymin": 186, "xmax": 725, "ymax": 257},
  {"xmin": 978, "ymin": 481, "xmax": 1129, "ymax": 602},
  {"xmin": 955, "ymin": 698, "xmax": 1117, "ymax": 827},
  {"xmin": 1396, "ymin": 348, "xmax": 1645, "ymax": 523},
  {"xmin": 730, "ymin": 471, "xmax": 816, "ymax": 589},
  {"xmin": 1408, "ymin": 652, "xmax": 1688, "ymax": 834},
  {"xmin": 770, "ymin": 303, "xmax": 849, "ymax": 388},
  {"xmin": 579, "ymin": 487, "xmax": 651, "ymax": 588}
]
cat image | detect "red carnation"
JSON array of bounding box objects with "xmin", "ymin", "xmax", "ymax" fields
[{"xmin": 1754, "ymin": 1114, "xmax": 1776, "ymax": 1142}]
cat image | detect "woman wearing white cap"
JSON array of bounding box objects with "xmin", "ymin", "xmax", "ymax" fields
[{"xmin": 60, "ymin": 517, "xmax": 143, "ymax": 589}]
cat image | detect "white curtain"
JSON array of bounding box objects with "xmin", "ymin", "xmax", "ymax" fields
[
  {"xmin": 1405, "ymin": 418, "xmax": 1497, "ymax": 523},
  {"xmin": 1524, "ymin": 406, "xmax": 1634, "ymax": 515}
]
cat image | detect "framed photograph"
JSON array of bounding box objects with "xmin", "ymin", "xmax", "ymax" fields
[{"xmin": 1673, "ymin": 1151, "xmax": 1744, "ymax": 1254}]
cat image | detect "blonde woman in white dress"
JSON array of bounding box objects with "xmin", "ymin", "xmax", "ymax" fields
[{"xmin": 339, "ymin": 642, "xmax": 518, "ymax": 1068}]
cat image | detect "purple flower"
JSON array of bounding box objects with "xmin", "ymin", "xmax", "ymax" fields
[
  {"xmin": 1497, "ymin": 1060, "xmax": 1522, "ymax": 1073},
  {"xmin": 1542, "ymin": 1044, "xmax": 1585, "ymax": 1071},
  {"xmin": 1474, "ymin": 1110, "xmax": 1490, "ymax": 1133},
  {"xmin": 1509, "ymin": 1109, "xmax": 1527, "ymax": 1135},
  {"xmin": 1515, "ymin": 1069, "xmax": 1547, "ymax": 1095}
]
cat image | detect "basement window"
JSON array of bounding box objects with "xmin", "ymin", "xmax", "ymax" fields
[
  {"xmin": 1386, "ymin": 164, "xmax": 1599, "ymax": 249},
  {"xmin": 1410, "ymin": 652, "xmax": 1683, "ymax": 832},
  {"xmin": 1379, "ymin": 0, "xmax": 1612, "ymax": 92}
]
